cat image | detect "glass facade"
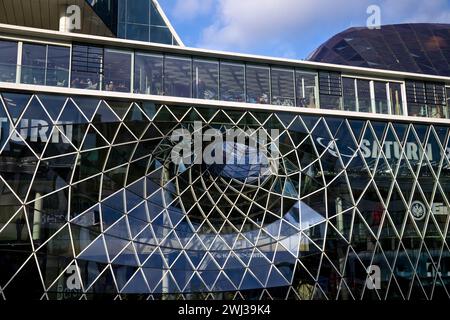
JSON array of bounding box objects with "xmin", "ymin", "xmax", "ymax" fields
[
  {"xmin": 0, "ymin": 40, "xmax": 17, "ymax": 83},
  {"xmin": 0, "ymin": 90, "xmax": 448, "ymax": 300},
  {"xmin": 246, "ymin": 65, "xmax": 270, "ymax": 104},
  {"xmin": 2, "ymin": 0, "xmax": 450, "ymax": 303},
  {"xmin": 0, "ymin": 37, "xmax": 449, "ymax": 119},
  {"xmin": 193, "ymin": 59, "xmax": 219, "ymax": 100},
  {"xmin": 21, "ymin": 43, "xmax": 70, "ymax": 87},
  {"xmin": 117, "ymin": 0, "xmax": 176, "ymax": 45},
  {"xmin": 164, "ymin": 56, "xmax": 192, "ymax": 98},
  {"xmin": 71, "ymin": 44, "xmax": 103, "ymax": 91},
  {"xmin": 104, "ymin": 49, "xmax": 132, "ymax": 93},
  {"xmin": 134, "ymin": 53, "xmax": 163, "ymax": 95},
  {"xmin": 271, "ymin": 68, "xmax": 295, "ymax": 106},
  {"xmin": 220, "ymin": 62, "xmax": 245, "ymax": 102}
]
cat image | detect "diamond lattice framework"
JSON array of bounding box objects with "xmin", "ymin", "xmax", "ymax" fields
[{"xmin": 0, "ymin": 92, "xmax": 449, "ymax": 300}]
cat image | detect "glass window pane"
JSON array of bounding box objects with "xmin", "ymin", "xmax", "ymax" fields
[
  {"xmin": 357, "ymin": 79, "xmax": 372, "ymax": 113},
  {"xmin": 71, "ymin": 44, "xmax": 103, "ymax": 90},
  {"xmin": 118, "ymin": 0, "xmax": 126, "ymax": 22},
  {"xmin": 164, "ymin": 56, "xmax": 192, "ymax": 98},
  {"xmin": 220, "ymin": 62, "xmax": 245, "ymax": 102},
  {"xmin": 150, "ymin": 3, "xmax": 166, "ymax": 26},
  {"xmin": 126, "ymin": 23, "xmax": 150, "ymax": 42},
  {"xmin": 126, "ymin": 0, "xmax": 149, "ymax": 24},
  {"xmin": 246, "ymin": 65, "xmax": 270, "ymax": 104},
  {"xmin": 374, "ymin": 81, "xmax": 388, "ymax": 114},
  {"xmin": 0, "ymin": 40, "xmax": 17, "ymax": 83},
  {"xmin": 342, "ymin": 77, "xmax": 356, "ymax": 112},
  {"xmin": 104, "ymin": 49, "xmax": 132, "ymax": 93},
  {"xmin": 271, "ymin": 68, "xmax": 294, "ymax": 106},
  {"xmin": 21, "ymin": 43, "xmax": 46, "ymax": 85},
  {"xmin": 46, "ymin": 45, "xmax": 70, "ymax": 87},
  {"xmin": 389, "ymin": 82, "xmax": 403, "ymax": 116},
  {"xmin": 134, "ymin": 53, "xmax": 163, "ymax": 95},
  {"xmin": 427, "ymin": 83, "xmax": 446, "ymax": 119},
  {"xmin": 193, "ymin": 59, "xmax": 218, "ymax": 100},
  {"xmin": 150, "ymin": 26, "xmax": 172, "ymax": 45},
  {"xmin": 296, "ymin": 71, "xmax": 318, "ymax": 108}
]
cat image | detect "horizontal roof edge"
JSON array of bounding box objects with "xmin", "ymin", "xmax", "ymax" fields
[{"xmin": 1, "ymin": 23, "xmax": 450, "ymax": 84}]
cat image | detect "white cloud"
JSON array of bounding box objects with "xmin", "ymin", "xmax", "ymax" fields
[
  {"xmin": 197, "ymin": 0, "xmax": 450, "ymax": 54},
  {"xmin": 172, "ymin": 0, "xmax": 214, "ymax": 21}
]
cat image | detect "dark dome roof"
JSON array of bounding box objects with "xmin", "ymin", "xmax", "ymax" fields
[{"xmin": 308, "ymin": 23, "xmax": 450, "ymax": 76}]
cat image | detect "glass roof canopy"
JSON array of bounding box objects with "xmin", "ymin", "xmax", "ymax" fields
[{"xmin": 309, "ymin": 23, "xmax": 450, "ymax": 77}]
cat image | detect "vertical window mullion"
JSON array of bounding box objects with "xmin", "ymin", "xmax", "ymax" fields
[
  {"xmin": 386, "ymin": 82, "xmax": 392, "ymax": 115},
  {"xmin": 293, "ymin": 69, "xmax": 298, "ymax": 107},
  {"xmin": 370, "ymin": 80, "xmax": 375, "ymax": 113},
  {"xmin": 16, "ymin": 41, "xmax": 23, "ymax": 84},
  {"xmin": 44, "ymin": 45, "xmax": 49, "ymax": 86}
]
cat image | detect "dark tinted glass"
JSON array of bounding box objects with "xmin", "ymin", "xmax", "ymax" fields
[
  {"xmin": 193, "ymin": 59, "xmax": 218, "ymax": 100},
  {"xmin": 342, "ymin": 77, "xmax": 356, "ymax": 112},
  {"xmin": 71, "ymin": 44, "xmax": 103, "ymax": 90},
  {"xmin": 0, "ymin": 40, "xmax": 17, "ymax": 83},
  {"xmin": 374, "ymin": 81, "xmax": 388, "ymax": 114},
  {"xmin": 46, "ymin": 46, "xmax": 70, "ymax": 87},
  {"xmin": 164, "ymin": 56, "xmax": 192, "ymax": 98},
  {"xmin": 220, "ymin": 62, "xmax": 245, "ymax": 102},
  {"xmin": 104, "ymin": 49, "xmax": 132, "ymax": 93},
  {"xmin": 389, "ymin": 82, "xmax": 403, "ymax": 115},
  {"xmin": 271, "ymin": 68, "xmax": 294, "ymax": 106},
  {"xmin": 150, "ymin": 26, "xmax": 172, "ymax": 45},
  {"xmin": 246, "ymin": 65, "xmax": 270, "ymax": 104},
  {"xmin": 134, "ymin": 53, "xmax": 163, "ymax": 95},
  {"xmin": 126, "ymin": 0, "xmax": 149, "ymax": 24},
  {"xmin": 357, "ymin": 79, "xmax": 372, "ymax": 113},
  {"xmin": 21, "ymin": 43, "xmax": 46, "ymax": 85}
]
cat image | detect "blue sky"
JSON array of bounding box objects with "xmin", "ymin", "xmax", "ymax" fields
[{"xmin": 158, "ymin": 0, "xmax": 450, "ymax": 60}]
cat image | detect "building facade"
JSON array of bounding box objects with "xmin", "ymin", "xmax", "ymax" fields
[{"xmin": 0, "ymin": 1, "xmax": 449, "ymax": 300}]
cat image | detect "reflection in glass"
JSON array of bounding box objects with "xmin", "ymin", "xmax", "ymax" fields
[
  {"xmin": 21, "ymin": 43, "xmax": 69, "ymax": 87},
  {"xmin": 193, "ymin": 59, "xmax": 218, "ymax": 100},
  {"xmin": 71, "ymin": 44, "xmax": 103, "ymax": 90},
  {"xmin": 124, "ymin": 23, "xmax": 149, "ymax": 42},
  {"xmin": 126, "ymin": 0, "xmax": 149, "ymax": 24},
  {"xmin": 296, "ymin": 71, "xmax": 318, "ymax": 108},
  {"xmin": 134, "ymin": 53, "xmax": 163, "ymax": 95},
  {"xmin": 342, "ymin": 77, "xmax": 356, "ymax": 112},
  {"xmin": 357, "ymin": 79, "xmax": 372, "ymax": 113},
  {"xmin": 164, "ymin": 56, "xmax": 192, "ymax": 98},
  {"xmin": 117, "ymin": 0, "xmax": 174, "ymax": 45},
  {"xmin": 104, "ymin": 49, "xmax": 132, "ymax": 93},
  {"xmin": 150, "ymin": 2, "xmax": 165, "ymax": 26},
  {"xmin": 389, "ymin": 82, "xmax": 403, "ymax": 115},
  {"xmin": 220, "ymin": 62, "xmax": 245, "ymax": 102},
  {"xmin": 374, "ymin": 81, "xmax": 388, "ymax": 114},
  {"xmin": 150, "ymin": 26, "xmax": 173, "ymax": 45},
  {"xmin": 426, "ymin": 83, "xmax": 447, "ymax": 119},
  {"xmin": 246, "ymin": 65, "xmax": 270, "ymax": 104},
  {"xmin": 21, "ymin": 43, "xmax": 46, "ymax": 85},
  {"xmin": 271, "ymin": 68, "xmax": 295, "ymax": 106},
  {"xmin": 46, "ymin": 46, "xmax": 70, "ymax": 87},
  {"xmin": 0, "ymin": 40, "xmax": 17, "ymax": 83}
]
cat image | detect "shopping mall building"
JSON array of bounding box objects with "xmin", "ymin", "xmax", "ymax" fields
[{"xmin": 0, "ymin": 0, "xmax": 449, "ymax": 300}]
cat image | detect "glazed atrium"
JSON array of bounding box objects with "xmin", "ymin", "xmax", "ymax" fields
[{"xmin": 0, "ymin": 0, "xmax": 449, "ymax": 300}]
